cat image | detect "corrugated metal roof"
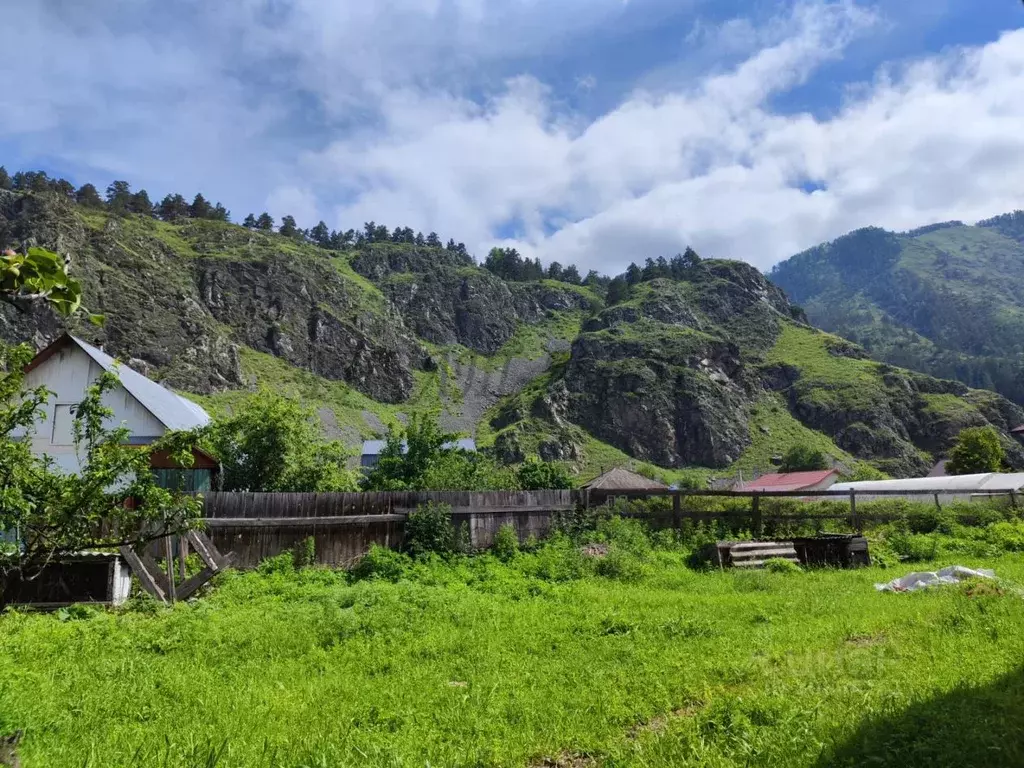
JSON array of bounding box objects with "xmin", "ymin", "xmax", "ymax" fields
[
  {"xmin": 832, "ymin": 473, "xmax": 1024, "ymax": 493},
  {"xmin": 68, "ymin": 336, "xmax": 210, "ymax": 432},
  {"xmin": 735, "ymin": 469, "xmax": 839, "ymax": 492},
  {"xmin": 361, "ymin": 438, "xmax": 476, "ymax": 456}
]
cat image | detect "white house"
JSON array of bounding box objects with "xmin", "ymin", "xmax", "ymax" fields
[
  {"xmin": 21, "ymin": 334, "xmax": 217, "ymax": 490},
  {"xmin": 360, "ymin": 438, "xmax": 476, "ymax": 468}
]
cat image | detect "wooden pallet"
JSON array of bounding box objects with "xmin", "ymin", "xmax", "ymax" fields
[
  {"xmin": 726, "ymin": 541, "xmax": 800, "ymax": 568},
  {"xmin": 703, "ymin": 540, "xmax": 801, "ymax": 569}
]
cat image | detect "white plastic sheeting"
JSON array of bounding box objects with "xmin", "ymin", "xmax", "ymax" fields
[
  {"xmin": 832, "ymin": 473, "xmax": 1024, "ymax": 505},
  {"xmin": 875, "ymin": 565, "xmax": 996, "ymax": 592}
]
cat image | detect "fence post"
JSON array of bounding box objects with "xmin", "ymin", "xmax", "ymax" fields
[
  {"xmin": 673, "ymin": 491, "xmax": 681, "ymax": 531},
  {"xmin": 849, "ymin": 491, "xmax": 859, "ymax": 533},
  {"xmin": 752, "ymin": 494, "xmax": 762, "ymax": 539},
  {"xmin": 163, "ymin": 535, "xmax": 176, "ymax": 604},
  {"xmin": 179, "ymin": 534, "xmax": 188, "ymax": 581},
  {"xmin": 1010, "ymin": 491, "xmax": 1018, "ymax": 513}
]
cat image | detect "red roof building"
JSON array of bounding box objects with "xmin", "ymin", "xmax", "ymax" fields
[{"xmin": 734, "ymin": 469, "xmax": 840, "ymax": 493}]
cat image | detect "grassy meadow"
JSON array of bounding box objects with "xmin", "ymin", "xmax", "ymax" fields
[{"xmin": 2, "ymin": 518, "xmax": 1024, "ymax": 767}]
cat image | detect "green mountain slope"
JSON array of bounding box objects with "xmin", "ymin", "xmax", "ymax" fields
[
  {"xmin": 3, "ymin": 188, "xmax": 1022, "ymax": 480},
  {"xmin": 770, "ymin": 214, "xmax": 1024, "ymax": 405}
]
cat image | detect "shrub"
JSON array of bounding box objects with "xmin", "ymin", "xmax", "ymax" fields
[
  {"xmin": 492, "ymin": 523, "xmax": 520, "ymax": 562},
  {"xmin": 257, "ymin": 552, "xmax": 295, "ymax": 576},
  {"xmin": 208, "ymin": 389, "xmax": 359, "ymax": 492},
  {"xmin": 517, "ymin": 458, "xmax": 574, "ymax": 490},
  {"xmin": 350, "ymin": 544, "xmax": 410, "ymax": 582},
  {"xmin": 293, "ymin": 536, "xmax": 317, "ymax": 569},
  {"xmin": 947, "ymin": 426, "xmax": 1005, "ymax": 475},
  {"xmin": 886, "ymin": 531, "xmax": 940, "ymax": 562},
  {"xmin": 986, "ymin": 521, "xmax": 1024, "ymax": 552},
  {"xmin": 524, "ymin": 533, "xmax": 588, "ymax": 582},
  {"xmin": 763, "ymin": 558, "xmax": 802, "ymax": 574},
  {"xmin": 595, "ymin": 549, "xmax": 648, "ymax": 581},
  {"xmin": 780, "ymin": 444, "xmax": 829, "ymax": 472},
  {"xmin": 594, "ymin": 516, "xmax": 651, "ymax": 554},
  {"xmin": 405, "ymin": 502, "xmax": 455, "ymax": 558},
  {"xmin": 905, "ymin": 508, "xmax": 944, "ymax": 534}
]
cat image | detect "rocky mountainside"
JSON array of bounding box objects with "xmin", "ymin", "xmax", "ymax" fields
[
  {"xmin": 770, "ymin": 215, "xmax": 1024, "ymax": 406},
  {"xmin": 3, "ymin": 189, "xmax": 1022, "ymax": 479}
]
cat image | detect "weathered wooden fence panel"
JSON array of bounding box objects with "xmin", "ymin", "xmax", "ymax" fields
[{"xmin": 201, "ymin": 490, "xmax": 573, "ymax": 567}]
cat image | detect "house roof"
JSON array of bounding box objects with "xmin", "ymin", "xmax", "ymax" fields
[
  {"xmin": 1012, "ymin": 425, "xmax": 1024, "ymax": 435},
  {"xmin": 26, "ymin": 334, "xmax": 210, "ymax": 432},
  {"xmin": 735, "ymin": 469, "xmax": 839, "ymax": 493},
  {"xmin": 361, "ymin": 438, "xmax": 476, "ymax": 455},
  {"xmin": 583, "ymin": 467, "xmax": 668, "ymax": 491}
]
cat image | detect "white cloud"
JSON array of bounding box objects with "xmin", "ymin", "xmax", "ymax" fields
[
  {"xmin": 1, "ymin": 0, "xmax": 1021, "ymax": 274},
  {"xmin": 313, "ymin": 2, "xmax": 1024, "ymax": 272}
]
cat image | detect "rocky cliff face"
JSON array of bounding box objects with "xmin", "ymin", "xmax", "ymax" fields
[
  {"xmin": 0, "ymin": 191, "xmax": 424, "ymax": 400},
  {"xmin": 351, "ymin": 246, "xmax": 598, "ymax": 354},
  {"xmin": 556, "ymin": 269, "xmax": 784, "ymax": 468},
  {"xmin": 3, "ymin": 189, "xmax": 1022, "ymax": 476}
]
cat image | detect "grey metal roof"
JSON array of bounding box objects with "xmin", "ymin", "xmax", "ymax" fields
[
  {"xmin": 361, "ymin": 438, "xmax": 476, "ymax": 456},
  {"xmin": 69, "ymin": 336, "xmax": 210, "ymax": 431},
  {"xmin": 583, "ymin": 467, "xmax": 668, "ymax": 490}
]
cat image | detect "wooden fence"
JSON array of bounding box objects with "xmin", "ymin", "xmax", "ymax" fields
[
  {"xmin": 200, "ymin": 488, "xmax": 1020, "ymax": 568},
  {"xmin": 203, "ymin": 490, "xmax": 574, "ymax": 567}
]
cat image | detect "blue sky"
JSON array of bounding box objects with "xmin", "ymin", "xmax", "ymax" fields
[{"xmin": 2, "ymin": 0, "xmax": 1022, "ymax": 273}]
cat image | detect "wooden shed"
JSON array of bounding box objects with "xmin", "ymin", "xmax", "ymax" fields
[{"xmin": 1, "ymin": 552, "xmax": 132, "ymax": 608}]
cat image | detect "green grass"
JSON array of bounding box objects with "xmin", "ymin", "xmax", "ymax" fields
[
  {"xmin": 730, "ymin": 394, "xmax": 860, "ymax": 475},
  {"xmin": 3, "ymin": 538, "xmax": 1024, "ymax": 767},
  {"xmin": 450, "ymin": 309, "xmax": 587, "ymax": 372},
  {"xmin": 188, "ymin": 347, "xmax": 453, "ymax": 440},
  {"xmin": 765, "ymin": 325, "xmax": 879, "ymax": 388},
  {"xmin": 763, "ymin": 324, "xmax": 888, "ymax": 412},
  {"xmin": 919, "ymin": 393, "xmax": 979, "ymax": 420}
]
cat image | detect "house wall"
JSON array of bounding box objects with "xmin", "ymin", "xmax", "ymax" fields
[
  {"xmin": 21, "ymin": 344, "xmax": 166, "ymax": 472},
  {"xmin": 805, "ymin": 474, "xmax": 840, "ymax": 491}
]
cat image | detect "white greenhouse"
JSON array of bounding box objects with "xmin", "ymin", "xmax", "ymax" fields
[{"xmin": 831, "ymin": 473, "xmax": 1024, "ymax": 506}]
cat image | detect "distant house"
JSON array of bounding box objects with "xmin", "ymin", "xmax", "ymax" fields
[
  {"xmin": 582, "ymin": 467, "xmax": 668, "ymax": 505},
  {"xmin": 1013, "ymin": 425, "xmax": 1024, "ymax": 443},
  {"xmin": 360, "ymin": 438, "xmax": 476, "ymax": 468},
  {"xmin": 21, "ymin": 334, "xmax": 217, "ymax": 490},
  {"xmin": 734, "ymin": 469, "xmax": 840, "ymax": 493},
  {"xmin": 583, "ymin": 467, "xmax": 668, "ymax": 491}
]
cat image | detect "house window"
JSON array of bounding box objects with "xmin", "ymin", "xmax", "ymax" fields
[
  {"xmin": 152, "ymin": 468, "xmax": 213, "ymax": 493},
  {"xmin": 51, "ymin": 404, "xmax": 77, "ymax": 446}
]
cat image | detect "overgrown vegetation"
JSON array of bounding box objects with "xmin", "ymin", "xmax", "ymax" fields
[
  {"xmin": 3, "ymin": 504, "xmax": 1024, "ymax": 766},
  {"xmin": 779, "ymin": 444, "xmax": 829, "ymax": 472},
  {"xmin": 947, "ymin": 425, "xmax": 1006, "ymax": 475},
  {"xmin": 206, "ymin": 389, "xmax": 359, "ymax": 492}
]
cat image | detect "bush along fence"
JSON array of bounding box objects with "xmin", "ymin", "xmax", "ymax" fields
[
  {"xmin": 199, "ymin": 488, "xmax": 1022, "ymax": 568},
  {"xmin": 202, "ymin": 490, "xmax": 573, "ymax": 567}
]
